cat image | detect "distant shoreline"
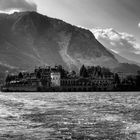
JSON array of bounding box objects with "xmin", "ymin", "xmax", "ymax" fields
[{"xmin": 1, "ymin": 85, "xmax": 140, "ymax": 92}]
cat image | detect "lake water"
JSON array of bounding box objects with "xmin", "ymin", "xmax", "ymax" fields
[{"xmin": 0, "ymin": 92, "xmax": 140, "ymax": 140}]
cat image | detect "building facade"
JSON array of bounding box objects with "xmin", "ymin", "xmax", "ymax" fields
[{"xmin": 51, "ymin": 72, "xmax": 61, "ymax": 87}]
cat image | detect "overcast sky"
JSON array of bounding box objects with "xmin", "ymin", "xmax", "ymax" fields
[{"xmin": 0, "ymin": 0, "xmax": 140, "ymax": 62}]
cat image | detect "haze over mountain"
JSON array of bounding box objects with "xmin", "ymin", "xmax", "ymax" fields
[{"xmin": 0, "ymin": 11, "xmax": 139, "ymax": 75}]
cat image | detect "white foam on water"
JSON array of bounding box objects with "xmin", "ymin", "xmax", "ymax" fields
[
  {"xmin": 0, "ymin": 105, "xmax": 14, "ymax": 118},
  {"xmin": 125, "ymin": 123, "xmax": 140, "ymax": 133},
  {"xmin": 100, "ymin": 114, "xmax": 122, "ymax": 122}
]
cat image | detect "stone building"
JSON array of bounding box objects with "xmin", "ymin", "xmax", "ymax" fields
[
  {"xmin": 51, "ymin": 72, "xmax": 61, "ymax": 87},
  {"xmin": 60, "ymin": 78, "xmax": 95, "ymax": 91}
]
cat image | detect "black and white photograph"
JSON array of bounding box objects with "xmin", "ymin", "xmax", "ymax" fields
[{"xmin": 0, "ymin": 0, "xmax": 140, "ymax": 139}]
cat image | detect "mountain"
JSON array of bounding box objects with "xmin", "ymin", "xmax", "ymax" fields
[
  {"xmin": 107, "ymin": 49, "xmax": 140, "ymax": 74},
  {"xmin": 0, "ymin": 11, "xmax": 139, "ymax": 76},
  {"xmin": 113, "ymin": 63, "xmax": 140, "ymax": 74},
  {"xmin": 0, "ymin": 11, "xmax": 119, "ymax": 71},
  {"xmin": 108, "ymin": 49, "xmax": 140, "ymax": 66}
]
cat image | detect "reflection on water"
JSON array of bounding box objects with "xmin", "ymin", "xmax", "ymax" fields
[{"xmin": 0, "ymin": 92, "xmax": 140, "ymax": 140}]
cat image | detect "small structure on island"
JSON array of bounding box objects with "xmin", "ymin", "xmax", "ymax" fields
[{"xmin": 51, "ymin": 72, "xmax": 61, "ymax": 87}]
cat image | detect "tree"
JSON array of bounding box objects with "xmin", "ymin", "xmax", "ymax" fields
[
  {"xmin": 114, "ymin": 73, "xmax": 120, "ymax": 84},
  {"xmin": 5, "ymin": 75, "xmax": 11, "ymax": 83},
  {"xmin": 18, "ymin": 72, "xmax": 23, "ymax": 79},
  {"xmin": 36, "ymin": 71, "xmax": 41, "ymax": 79},
  {"xmin": 136, "ymin": 71, "xmax": 140, "ymax": 90},
  {"xmin": 80, "ymin": 65, "xmax": 88, "ymax": 78},
  {"xmin": 57, "ymin": 65, "xmax": 68, "ymax": 78},
  {"xmin": 137, "ymin": 71, "xmax": 140, "ymax": 76},
  {"xmin": 71, "ymin": 70, "xmax": 77, "ymax": 77}
]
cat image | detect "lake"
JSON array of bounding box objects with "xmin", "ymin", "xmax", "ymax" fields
[{"xmin": 0, "ymin": 92, "xmax": 140, "ymax": 140}]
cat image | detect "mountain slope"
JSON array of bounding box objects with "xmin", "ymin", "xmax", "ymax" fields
[
  {"xmin": 113, "ymin": 63, "xmax": 140, "ymax": 74},
  {"xmin": 0, "ymin": 11, "xmax": 139, "ymax": 75},
  {"xmin": 108, "ymin": 49, "xmax": 140, "ymax": 66},
  {"xmin": 0, "ymin": 11, "xmax": 119, "ymax": 72}
]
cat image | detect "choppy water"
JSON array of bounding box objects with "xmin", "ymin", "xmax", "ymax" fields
[{"xmin": 0, "ymin": 92, "xmax": 140, "ymax": 140}]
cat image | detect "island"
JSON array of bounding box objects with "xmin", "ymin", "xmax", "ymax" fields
[{"xmin": 1, "ymin": 65, "xmax": 140, "ymax": 92}]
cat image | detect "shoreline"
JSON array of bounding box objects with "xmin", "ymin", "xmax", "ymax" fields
[{"xmin": 1, "ymin": 85, "xmax": 140, "ymax": 92}]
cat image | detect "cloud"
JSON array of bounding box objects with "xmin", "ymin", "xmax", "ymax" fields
[
  {"xmin": 91, "ymin": 28, "xmax": 140, "ymax": 55},
  {"xmin": 138, "ymin": 22, "xmax": 140, "ymax": 28},
  {"xmin": 0, "ymin": 0, "xmax": 37, "ymax": 12}
]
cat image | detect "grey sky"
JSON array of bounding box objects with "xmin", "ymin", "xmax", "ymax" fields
[{"xmin": 0, "ymin": 0, "xmax": 37, "ymax": 12}]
